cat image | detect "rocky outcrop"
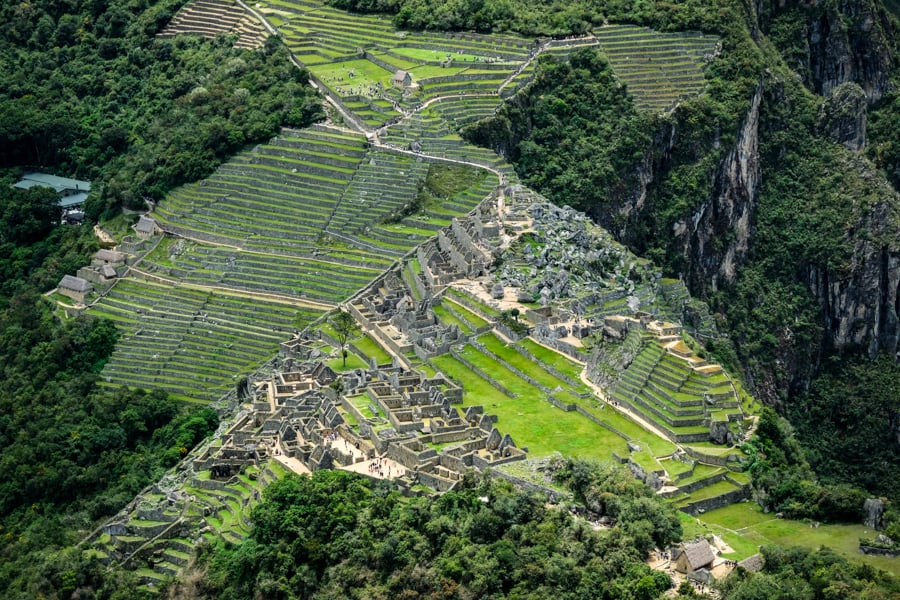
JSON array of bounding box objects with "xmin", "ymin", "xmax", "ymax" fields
[
  {"xmin": 863, "ymin": 497, "xmax": 885, "ymax": 529},
  {"xmin": 806, "ymin": 174, "xmax": 900, "ymax": 357},
  {"xmin": 817, "ymin": 82, "xmax": 867, "ymax": 151},
  {"xmin": 759, "ymin": 0, "xmax": 895, "ymax": 104},
  {"xmin": 673, "ymin": 85, "xmax": 762, "ymax": 293}
]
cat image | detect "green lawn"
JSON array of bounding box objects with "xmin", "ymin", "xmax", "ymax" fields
[
  {"xmin": 390, "ymin": 47, "xmax": 506, "ymax": 63},
  {"xmin": 310, "ymin": 59, "xmax": 394, "ymax": 93},
  {"xmin": 698, "ymin": 502, "xmax": 900, "ymax": 574},
  {"xmin": 328, "ymin": 352, "xmax": 368, "ymax": 372},
  {"xmin": 430, "ymin": 354, "xmax": 629, "ymax": 460},
  {"xmin": 351, "ymin": 333, "xmax": 393, "ymax": 364}
]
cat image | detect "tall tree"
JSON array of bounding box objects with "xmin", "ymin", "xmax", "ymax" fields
[{"xmin": 330, "ymin": 310, "xmax": 357, "ymax": 367}]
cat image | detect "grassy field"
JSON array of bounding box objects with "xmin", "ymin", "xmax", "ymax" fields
[
  {"xmin": 310, "ymin": 59, "xmax": 394, "ymax": 91},
  {"xmin": 431, "ymin": 353, "xmax": 631, "ymax": 460},
  {"xmin": 695, "ymin": 502, "xmax": 900, "ymax": 574}
]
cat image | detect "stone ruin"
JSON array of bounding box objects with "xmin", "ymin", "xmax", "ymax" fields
[{"xmin": 193, "ymin": 360, "xmax": 524, "ymax": 493}]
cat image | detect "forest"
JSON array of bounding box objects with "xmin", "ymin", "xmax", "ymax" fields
[
  {"xmin": 0, "ymin": 0, "xmax": 320, "ymax": 594},
  {"xmin": 0, "ymin": 0, "xmax": 322, "ymax": 218},
  {"xmin": 171, "ymin": 465, "xmax": 898, "ymax": 600}
]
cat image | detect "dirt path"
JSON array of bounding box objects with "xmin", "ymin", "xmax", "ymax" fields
[
  {"xmin": 578, "ymin": 370, "xmax": 675, "ymax": 446},
  {"xmin": 93, "ymin": 224, "xmax": 116, "ymax": 244}
]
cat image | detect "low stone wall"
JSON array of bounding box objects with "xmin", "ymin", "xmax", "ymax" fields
[
  {"xmin": 510, "ymin": 342, "xmax": 583, "ymax": 387},
  {"xmin": 532, "ymin": 334, "xmax": 589, "ymax": 362},
  {"xmin": 678, "ymin": 473, "xmax": 728, "ymax": 495},
  {"xmin": 415, "ymin": 469, "xmax": 459, "ymax": 492},
  {"xmin": 472, "ymin": 451, "xmax": 525, "ymax": 470},
  {"xmin": 548, "ymin": 395, "xmax": 577, "ymax": 411},
  {"xmin": 488, "ymin": 470, "xmax": 568, "ymax": 503},
  {"xmin": 679, "ymin": 486, "xmax": 751, "ymax": 516},
  {"xmin": 449, "ymin": 347, "xmax": 515, "ymax": 397},
  {"xmin": 471, "ymin": 341, "xmax": 551, "ymax": 394},
  {"xmin": 495, "ymin": 322, "xmax": 529, "ymax": 342},
  {"xmin": 859, "ymin": 545, "xmax": 900, "ymax": 557},
  {"xmin": 573, "ymin": 405, "xmax": 632, "ymax": 441},
  {"xmin": 683, "ymin": 445, "xmax": 740, "ymax": 468}
]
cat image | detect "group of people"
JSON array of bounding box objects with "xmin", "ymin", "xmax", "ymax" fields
[{"xmin": 368, "ymin": 456, "xmax": 393, "ymax": 478}]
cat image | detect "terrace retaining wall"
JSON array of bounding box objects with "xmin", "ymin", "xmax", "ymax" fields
[{"xmin": 448, "ymin": 347, "xmax": 515, "ymax": 397}]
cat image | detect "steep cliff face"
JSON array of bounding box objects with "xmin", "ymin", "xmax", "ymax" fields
[
  {"xmin": 759, "ymin": 0, "xmax": 896, "ymax": 103},
  {"xmin": 672, "ymin": 86, "xmax": 762, "ymax": 294},
  {"xmin": 817, "ymin": 81, "xmax": 867, "ymax": 151},
  {"xmin": 806, "ymin": 162, "xmax": 900, "ymax": 357}
]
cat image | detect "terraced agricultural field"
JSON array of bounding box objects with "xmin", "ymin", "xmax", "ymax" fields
[
  {"xmin": 257, "ymin": 0, "xmax": 534, "ymax": 124},
  {"xmin": 90, "ymin": 277, "xmax": 321, "ymax": 402},
  {"xmin": 592, "ymin": 24, "xmax": 718, "ymax": 113},
  {"xmin": 157, "ymin": 0, "xmax": 268, "ymax": 49},
  {"xmin": 610, "ymin": 334, "xmax": 747, "ymax": 445},
  {"xmin": 88, "ymin": 461, "xmax": 288, "ymax": 588},
  {"xmin": 100, "ymin": 123, "xmax": 497, "ymax": 402}
]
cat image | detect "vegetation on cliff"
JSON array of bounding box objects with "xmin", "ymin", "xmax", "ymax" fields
[
  {"xmin": 464, "ymin": 0, "xmax": 900, "ymax": 505},
  {"xmin": 174, "ymin": 464, "xmax": 681, "ymax": 599}
]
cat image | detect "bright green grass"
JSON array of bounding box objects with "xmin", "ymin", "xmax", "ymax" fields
[
  {"xmin": 677, "ymin": 479, "xmax": 742, "ymax": 504},
  {"xmin": 430, "ymin": 354, "xmax": 629, "ymax": 460},
  {"xmin": 576, "ymin": 402, "xmax": 677, "ymax": 457},
  {"xmin": 521, "ymin": 338, "xmax": 584, "ymax": 371},
  {"xmin": 480, "ymin": 333, "xmax": 590, "ymax": 395},
  {"xmin": 328, "ymin": 353, "xmax": 368, "ymax": 372},
  {"xmin": 432, "ymin": 304, "xmax": 473, "ymax": 334},
  {"xmin": 310, "ymin": 59, "xmax": 394, "ymax": 92},
  {"xmin": 351, "ymin": 333, "xmax": 393, "ymax": 363},
  {"xmin": 371, "ymin": 52, "xmax": 419, "ymax": 70},
  {"xmin": 409, "ymin": 65, "xmax": 468, "ymax": 79},
  {"xmin": 675, "ymin": 463, "xmax": 723, "ymax": 487},
  {"xmin": 443, "ymin": 297, "xmax": 489, "ymax": 328},
  {"xmin": 391, "ymin": 47, "xmax": 504, "ymax": 63},
  {"xmin": 699, "ymin": 503, "xmax": 900, "ymax": 574}
]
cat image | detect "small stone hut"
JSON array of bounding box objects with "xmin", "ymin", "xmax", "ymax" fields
[
  {"xmin": 392, "ymin": 70, "xmax": 412, "ymax": 88},
  {"xmin": 58, "ymin": 275, "xmax": 93, "ymax": 303},
  {"xmin": 135, "ymin": 216, "xmax": 158, "ymax": 240},
  {"xmin": 673, "ymin": 539, "xmax": 716, "ymax": 574}
]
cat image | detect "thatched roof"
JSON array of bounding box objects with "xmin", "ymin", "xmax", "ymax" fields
[
  {"xmin": 59, "ymin": 275, "xmax": 92, "ymax": 292},
  {"xmin": 680, "ymin": 540, "xmax": 716, "ymax": 571},
  {"xmin": 135, "ymin": 215, "xmax": 156, "ymax": 233},
  {"xmin": 737, "ymin": 554, "xmax": 763, "ymax": 572},
  {"xmin": 94, "ymin": 249, "xmax": 125, "ymax": 263}
]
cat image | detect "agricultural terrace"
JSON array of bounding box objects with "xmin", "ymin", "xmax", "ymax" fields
[
  {"xmin": 103, "ymin": 124, "xmax": 498, "ymax": 402},
  {"xmin": 256, "ymin": 0, "xmax": 534, "ymax": 122},
  {"xmin": 590, "ymin": 24, "xmax": 718, "ymax": 113},
  {"xmin": 157, "ymin": 0, "xmax": 269, "ymax": 50},
  {"xmin": 151, "ymin": 124, "xmax": 498, "ymax": 295},
  {"xmin": 89, "ymin": 277, "xmax": 321, "ymax": 403},
  {"xmin": 90, "ymin": 461, "xmax": 289, "ymax": 587}
]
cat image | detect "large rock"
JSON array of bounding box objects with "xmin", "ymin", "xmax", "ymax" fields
[
  {"xmin": 673, "ymin": 85, "xmax": 762, "ymax": 292},
  {"xmin": 864, "ymin": 497, "xmax": 884, "ymax": 529},
  {"xmin": 709, "ymin": 420, "xmax": 734, "ymax": 445},
  {"xmin": 758, "ymin": 0, "xmax": 895, "ymax": 104},
  {"xmin": 817, "ymin": 82, "xmax": 867, "ymax": 151}
]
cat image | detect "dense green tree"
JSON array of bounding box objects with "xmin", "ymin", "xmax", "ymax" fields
[
  {"xmin": 0, "ymin": 0, "xmax": 323, "ymax": 219},
  {"xmin": 187, "ymin": 463, "xmax": 680, "ymax": 600}
]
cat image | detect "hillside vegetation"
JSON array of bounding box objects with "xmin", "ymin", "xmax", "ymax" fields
[
  {"xmin": 465, "ymin": 1, "xmax": 900, "ymax": 504},
  {"xmin": 0, "ymin": 0, "xmax": 322, "ymax": 216}
]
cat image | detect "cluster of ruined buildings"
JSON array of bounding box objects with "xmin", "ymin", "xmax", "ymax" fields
[
  {"xmin": 54, "ymin": 216, "xmax": 159, "ymax": 308},
  {"xmin": 197, "ymin": 352, "xmax": 525, "ymax": 491}
]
